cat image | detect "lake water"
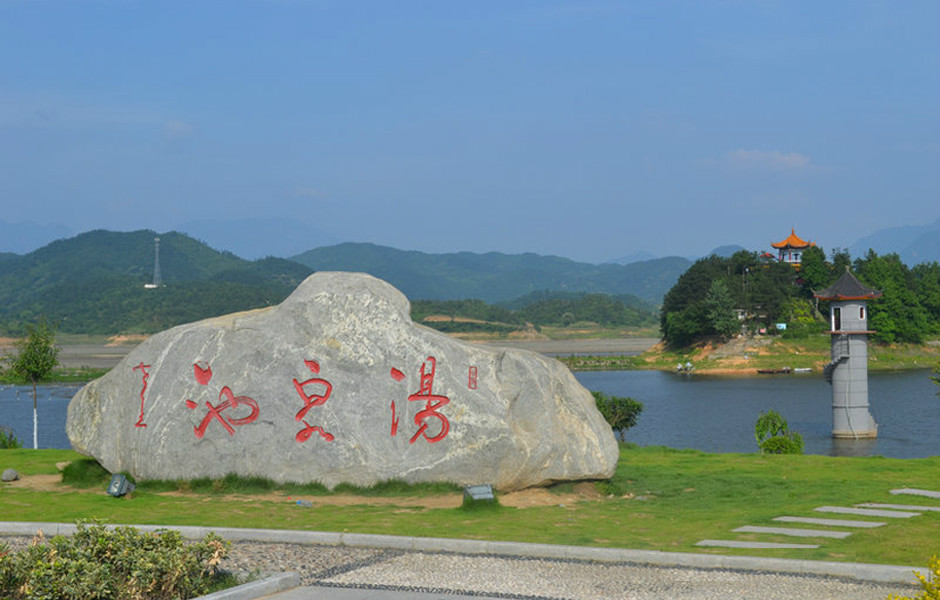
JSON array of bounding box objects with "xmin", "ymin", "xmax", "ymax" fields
[
  {"xmin": 0, "ymin": 384, "xmax": 81, "ymax": 450},
  {"xmin": 1, "ymin": 370, "xmax": 938, "ymax": 458},
  {"xmin": 576, "ymin": 369, "xmax": 940, "ymax": 458}
]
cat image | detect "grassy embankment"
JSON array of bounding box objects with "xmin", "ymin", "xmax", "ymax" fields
[
  {"xmin": 560, "ymin": 334, "xmax": 940, "ymax": 373},
  {"xmin": 2, "ymin": 446, "xmax": 938, "ymax": 567}
]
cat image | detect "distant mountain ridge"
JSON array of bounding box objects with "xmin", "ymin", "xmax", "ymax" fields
[
  {"xmin": 849, "ymin": 217, "xmax": 940, "ymax": 266},
  {"xmin": 291, "ymin": 242, "xmax": 691, "ymax": 304}
]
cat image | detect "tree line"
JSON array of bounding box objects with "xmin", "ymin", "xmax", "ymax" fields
[
  {"xmin": 412, "ymin": 292, "xmax": 659, "ymax": 332},
  {"xmin": 660, "ymin": 246, "xmax": 940, "ymax": 347}
]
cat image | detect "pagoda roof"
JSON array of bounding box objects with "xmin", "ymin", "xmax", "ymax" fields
[
  {"xmin": 814, "ymin": 268, "xmax": 883, "ymax": 301},
  {"xmin": 771, "ymin": 228, "xmax": 814, "ymax": 249}
]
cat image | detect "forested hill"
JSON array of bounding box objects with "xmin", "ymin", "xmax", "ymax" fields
[
  {"xmin": 291, "ymin": 243, "xmax": 691, "ymax": 304},
  {"xmin": 0, "ymin": 231, "xmax": 683, "ymax": 335},
  {"xmin": 0, "ymin": 230, "xmax": 313, "ymax": 335}
]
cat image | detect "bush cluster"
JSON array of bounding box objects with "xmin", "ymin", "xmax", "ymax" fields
[
  {"xmin": 754, "ymin": 410, "xmax": 804, "ymax": 454},
  {"xmin": 0, "ymin": 520, "xmax": 231, "ymax": 600},
  {"xmin": 592, "ymin": 391, "xmax": 644, "ymax": 438},
  {"xmin": 0, "ymin": 425, "xmax": 21, "ymax": 449}
]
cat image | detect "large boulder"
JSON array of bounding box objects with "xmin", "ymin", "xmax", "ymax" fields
[{"xmin": 67, "ymin": 272, "xmax": 618, "ymax": 490}]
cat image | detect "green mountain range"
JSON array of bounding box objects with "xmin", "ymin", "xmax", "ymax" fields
[
  {"xmin": 291, "ymin": 243, "xmax": 690, "ymax": 304},
  {"xmin": 0, "ymin": 231, "xmax": 686, "ymax": 335},
  {"xmin": 0, "ymin": 230, "xmax": 312, "ymax": 335}
]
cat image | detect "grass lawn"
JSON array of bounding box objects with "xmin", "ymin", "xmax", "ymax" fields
[{"xmin": 1, "ymin": 445, "xmax": 937, "ymax": 567}]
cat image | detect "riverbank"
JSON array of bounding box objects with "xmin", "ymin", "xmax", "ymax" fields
[{"xmin": 558, "ymin": 334, "xmax": 940, "ymax": 374}]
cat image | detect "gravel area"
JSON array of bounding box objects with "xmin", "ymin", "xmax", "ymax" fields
[
  {"xmin": 221, "ymin": 542, "xmax": 919, "ymax": 600},
  {"xmin": 2, "ymin": 536, "xmax": 921, "ymax": 599}
]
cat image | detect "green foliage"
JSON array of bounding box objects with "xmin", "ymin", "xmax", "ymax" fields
[
  {"xmin": 754, "ymin": 410, "xmax": 804, "ymax": 454},
  {"xmin": 332, "ymin": 479, "xmax": 463, "ymax": 497},
  {"xmin": 888, "ymin": 555, "xmax": 940, "ymax": 600},
  {"xmin": 5, "ymin": 317, "xmax": 59, "ymax": 387},
  {"xmin": 798, "ymin": 245, "xmax": 830, "ymax": 295},
  {"xmin": 0, "ymin": 425, "xmax": 21, "ymax": 449},
  {"xmin": 704, "ymin": 280, "xmax": 738, "ymax": 340},
  {"xmin": 412, "ymin": 292, "xmax": 658, "ymax": 333},
  {"xmin": 780, "ymin": 298, "xmax": 826, "ymax": 339},
  {"xmin": 0, "ymin": 520, "xmax": 231, "ymax": 600},
  {"xmin": 661, "ymin": 247, "xmax": 940, "ymax": 347},
  {"xmin": 61, "ymin": 459, "xmax": 112, "ymax": 488},
  {"xmin": 854, "ymin": 252, "xmax": 936, "ymax": 344},
  {"xmin": 516, "ymin": 293, "xmax": 658, "ymax": 328},
  {"xmin": 411, "ymin": 299, "xmax": 522, "ymax": 325},
  {"xmin": 592, "ymin": 391, "xmax": 644, "ymax": 436}
]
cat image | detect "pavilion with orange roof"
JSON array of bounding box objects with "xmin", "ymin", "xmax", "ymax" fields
[{"xmin": 771, "ymin": 228, "xmax": 815, "ymax": 267}]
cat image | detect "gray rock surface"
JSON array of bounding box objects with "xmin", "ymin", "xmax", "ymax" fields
[
  {"xmin": 1, "ymin": 468, "xmax": 18, "ymax": 482},
  {"xmin": 67, "ymin": 272, "xmax": 617, "ymax": 490}
]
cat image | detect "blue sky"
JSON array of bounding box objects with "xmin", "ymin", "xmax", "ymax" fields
[{"xmin": 1, "ymin": 1, "xmax": 937, "ymax": 262}]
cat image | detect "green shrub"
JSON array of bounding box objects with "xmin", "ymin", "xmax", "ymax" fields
[
  {"xmin": 754, "ymin": 410, "xmax": 804, "ymax": 454},
  {"xmin": 0, "ymin": 426, "xmax": 21, "ymax": 449},
  {"xmin": 592, "ymin": 391, "xmax": 644, "ymax": 437},
  {"xmin": 61, "ymin": 459, "xmax": 111, "ymax": 488},
  {"xmin": 0, "ymin": 520, "xmax": 231, "ymax": 600}
]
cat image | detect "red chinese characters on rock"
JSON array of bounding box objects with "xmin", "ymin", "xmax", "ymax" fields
[
  {"xmin": 468, "ymin": 366, "xmax": 478, "ymax": 390},
  {"xmin": 390, "ymin": 357, "xmax": 451, "ymax": 444},
  {"xmin": 184, "ymin": 361, "xmax": 260, "ymax": 438},
  {"xmin": 132, "ymin": 362, "xmax": 151, "ymax": 427},
  {"xmin": 292, "ymin": 359, "xmax": 335, "ymax": 443}
]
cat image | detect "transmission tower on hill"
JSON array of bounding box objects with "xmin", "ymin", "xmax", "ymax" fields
[{"xmin": 145, "ymin": 237, "xmax": 162, "ymax": 289}]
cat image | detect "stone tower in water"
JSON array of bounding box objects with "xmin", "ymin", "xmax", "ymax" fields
[{"xmin": 814, "ymin": 268, "xmax": 882, "ymax": 439}]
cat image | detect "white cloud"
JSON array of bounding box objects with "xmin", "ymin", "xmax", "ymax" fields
[{"xmin": 725, "ymin": 149, "xmax": 812, "ymax": 170}]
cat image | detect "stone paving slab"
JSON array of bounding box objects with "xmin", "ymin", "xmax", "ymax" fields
[
  {"xmin": 773, "ymin": 516, "xmax": 886, "ymax": 528},
  {"xmin": 815, "ymin": 506, "xmax": 920, "ymax": 518},
  {"xmin": 695, "ymin": 540, "xmax": 820, "ymax": 549},
  {"xmin": 857, "ymin": 502, "xmax": 940, "ymax": 512},
  {"xmin": 733, "ymin": 526, "xmax": 851, "ymax": 539},
  {"xmin": 891, "ymin": 488, "xmax": 940, "ymax": 499}
]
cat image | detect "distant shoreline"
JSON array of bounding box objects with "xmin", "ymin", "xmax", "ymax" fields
[{"xmin": 475, "ymin": 337, "xmax": 659, "ymax": 357}]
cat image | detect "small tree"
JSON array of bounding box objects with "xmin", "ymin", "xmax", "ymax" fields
[
  {"xmin": 5, "ymin": 318, "xmax": 60, "ymax": 449},
  {"xmin": 704, "ymin": 279, "xmax": 739, "ymax": 340},
  {"xmin": 754, "ymin": 410, "xmax": 804, "ymax": 454},
  {"xmin": 592, "ymin": 391, "xmax": 644, "ymax": 441}
]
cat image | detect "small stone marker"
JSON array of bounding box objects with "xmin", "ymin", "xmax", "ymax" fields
[
  {"xmin": 890, "ymin": 488, "xmax": 940, "ymax": 499},
  {"xmin": 695, "ymin": 540, "xmax": 819, "ymax": 549},
  {"xmin": 815, "ymin": 506, "xmax": 920, "ymax": 518},
  {"xmin": 732, "ymin": 526, "xmax": 851, "ymax": 539},
  {"xmin": 1, "ymin": 468, "xmax": 19, "ymax": 482},
  {"xmin": 773, "ymin": 516, "xmax": 885, "ymax": 528},
  {"xmin": 464, "ymin": 484, "xmax": 495, "ymax": 502},
  {"xmin": 106, "ymin": 473, "xmax": 135, "ymax": 497}
]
